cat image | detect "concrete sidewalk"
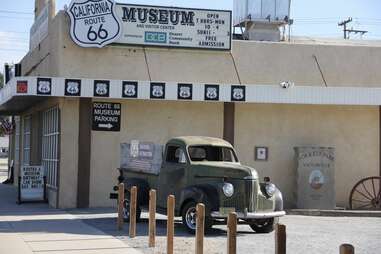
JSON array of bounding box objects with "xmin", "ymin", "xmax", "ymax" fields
[{"xmin": 0, "ymin": 183, "xmax": 142, "ymax": 254}]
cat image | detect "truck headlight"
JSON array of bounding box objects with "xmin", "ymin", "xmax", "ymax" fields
[
  {"xmin": 265, "ymin": 183, "xmax": 276, "ymax": 197},
  {"xmin": 222, "ymin": 183, "xmax": 234, "ymax": 197}
]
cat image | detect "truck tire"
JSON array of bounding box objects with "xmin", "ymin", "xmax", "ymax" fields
[
  {"xmin": 123, "ymin": 199, "xmax": 141, "ymax": 222},
  {"xmin": 181, "ymin": 201, "xmax": 213, "ymax": 234},
  {"xmin": 249, "ymin": 217, "xmax": 278, "ymax": 233}
]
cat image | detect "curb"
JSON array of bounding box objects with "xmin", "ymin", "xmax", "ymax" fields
[{"xmin": 286, "ymin": 209, "xmax": 381, "ymax": 217}]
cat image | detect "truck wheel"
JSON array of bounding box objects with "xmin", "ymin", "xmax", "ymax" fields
[
  {"xmin": 181, "ymin": 201, "xmax": 212, "ymax": 234},
  {"xmin": 249, "ymin": 218, "xmax": 278, "ymax": 233},
  {"xmin": 123, "ymin": 199, "xmax": 141, "ymax": 222}
]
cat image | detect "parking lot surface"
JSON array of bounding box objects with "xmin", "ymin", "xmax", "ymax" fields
[{"xmin": 75, "ymin": 210, "xmax": 381, "ymax": 254}]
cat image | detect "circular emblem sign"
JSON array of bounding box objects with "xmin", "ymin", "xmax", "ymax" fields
[
  {"xmin": 309, "ymin": 170, "xmax": 325, "ymax": 190},
  {"xmin": 67, "ymin": 0, "xmax": 122, "ymax": 48}
]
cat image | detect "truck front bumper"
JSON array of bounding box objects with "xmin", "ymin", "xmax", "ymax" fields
[{"xmin": 210, "ymin": 210, "xmax": 286, "ymax": 219}]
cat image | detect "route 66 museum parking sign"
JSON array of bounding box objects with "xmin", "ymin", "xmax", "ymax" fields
[{"xmin": 67, "ymin": 0, "xmax": 122, "ymax": 48}]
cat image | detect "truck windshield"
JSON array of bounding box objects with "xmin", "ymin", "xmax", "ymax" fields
[{"xmin": 188, "ymin": 146, "xmax": 238, "ymax": 162}]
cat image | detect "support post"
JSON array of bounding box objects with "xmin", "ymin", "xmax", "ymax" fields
[
  {"xmin": 340, "ymin": 244, "xmax": 354, "ymax": 254},
  {"xmin": 195, "ymin": 203, "xmax": 205, "ymax": 254},
  {"xmin": 129, "ymin": 186, "xmax": 137, "ymax": 238},
  {"xmin": 149, "ymin": 189, "xmax": 157, "ymax": 247},
  {"xmin": 227, "ymin": 212, "xmax": 237, "ymax": 254},
  {"xmin": 275, "ymin": 224, "xmax": 286, "ymax": 254},
  {"xmin": 117, "ymin": 183, "xmax": 124, "ymax": 231},
  {"xmin": 167, "ymin": 195, "xmax": 175, "ymax": 254}
]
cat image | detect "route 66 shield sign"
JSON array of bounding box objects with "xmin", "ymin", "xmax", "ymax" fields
[{"xmin": 67, "ymin": 0, "xmax": 122, "ymax": 48}]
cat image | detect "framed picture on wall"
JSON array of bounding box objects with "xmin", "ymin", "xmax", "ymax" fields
[{"xmin": 255, "ymin": 146, "xmax": 268, "ymax": 161}]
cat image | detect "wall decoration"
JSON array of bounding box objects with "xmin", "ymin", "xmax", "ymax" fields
[
  {"xmin": 94, "ymin": 80, "xmax": 110, "ymax": 97},
  {"xmin": 67, "ymin": 0, "xmax": 122, "ymax": 48},
  {"xmin": 150, "ymin": 82, "xmax": 165, "ymax": 99},
  {"xmin": 122, "ymin": 81, "xmax": 138, "ymax": 98},
  {"xmin": 204, "ymin": 84, "xmax": 219, "ymax": 101},
  {"xmin": 178, "ymin": 83, "xmax": 193, "ymax": 100},
  {"xmin": 231, "ymin": 85, "xmax": 246, "ymax": 101},
  {"xmin": 65, "ymin": 79, "xmax": 81, "ymax": 96},
  {"xmin": 16, "ymin": 81, "xmax": 28, "ymax": 94},
  {"xmin": 255, "ymin": 146, "xmax": 268, "ymax": 161},
  {"xmin": 37, "ymin": 78, "xmax": 52, "ymax": 95}
]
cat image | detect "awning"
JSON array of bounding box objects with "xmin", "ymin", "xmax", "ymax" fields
[{"xmin": 1, "ymin": 76, "xmax": 381, "ymax": 114}]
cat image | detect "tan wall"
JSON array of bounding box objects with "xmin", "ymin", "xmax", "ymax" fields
[
  {"xmin": 58, "ymin": 98, "xmax": 79, "ymax": 208},
  {"xmin": 89, "ymin": 100, "xmax": 223, "ymax": 207},
  {"xmin": 49, "ymin": 12, "xmax": 381, "ymax": 87},
  {"xmin": 235, "ymin": 104, "xmax": 379, "ymax": 208}
]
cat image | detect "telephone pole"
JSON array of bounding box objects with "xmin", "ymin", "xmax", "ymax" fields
[{"xmin": 338, "ymin": 17, "xmax": 368, "ymax": 39}]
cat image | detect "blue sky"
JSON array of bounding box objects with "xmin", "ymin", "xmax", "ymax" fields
[{"xmin": 0, "ymin": 0, "xmax": 381, "ymax": 71}]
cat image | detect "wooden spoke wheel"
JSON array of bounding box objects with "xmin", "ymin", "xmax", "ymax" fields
[{"xmin": 349, "ymin": 176, "xmax": 381, "ymax": 210}]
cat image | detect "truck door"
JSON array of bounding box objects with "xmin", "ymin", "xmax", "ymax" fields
[{"xmin": 158, "ymin": 144, "xmax": 188, "ymax": 209}]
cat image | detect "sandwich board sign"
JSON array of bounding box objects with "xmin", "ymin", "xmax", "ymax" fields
[
  {"xmin": 67, "ymin": 0, "xmax": 122, "ymax": 48},
  {"xmin": 18, "ymin": 166, "xmax": 46, "ymax": 203}
]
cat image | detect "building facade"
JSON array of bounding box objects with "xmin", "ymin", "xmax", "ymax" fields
[{"xmin": 1, "ymin": 2, "xmax": 381, "ymax": 209}]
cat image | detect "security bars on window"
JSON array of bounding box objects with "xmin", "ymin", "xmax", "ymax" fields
[
  {"xmin": 23, "ymin": 115, "xmax": 31, "ymax": 166},
  {"xmin": 42, "ymin": 107, "xmax": 60, "ymax": 188}
]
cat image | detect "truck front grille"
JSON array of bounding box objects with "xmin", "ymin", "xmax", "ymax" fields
[
  {"xmin": 245, "ymin": 180, "xmax": 257, "ymax": 212},
  {"xmin": 223, "ymin": 194, "xmax": 244, "ymax": 211}
]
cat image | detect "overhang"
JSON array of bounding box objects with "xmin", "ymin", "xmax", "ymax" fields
[{"xmin": 1, "ymin": 76, "xmax": 381, "ymax": 115}]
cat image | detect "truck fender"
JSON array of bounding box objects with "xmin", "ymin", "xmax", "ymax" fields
[
  {"xmin": 123, "ymin": 177, "xmax": 150, "ymax": 207},
  {"xmin": 274, "ymin": 188, "xmax": 284, "ymax": 211},
  {"xmin": 179, "ymin": 185, "xmax": 219, "ymax": 215}
]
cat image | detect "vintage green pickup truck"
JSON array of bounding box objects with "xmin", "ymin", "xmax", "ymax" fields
[{"xmin": 116, "ymin": 136, "xmax": 285, "ymax": 233}]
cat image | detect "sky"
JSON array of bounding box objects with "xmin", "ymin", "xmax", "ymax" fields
[{"xmin": 0, "ymin": 0, "xmax": 380, "ymax": 72}]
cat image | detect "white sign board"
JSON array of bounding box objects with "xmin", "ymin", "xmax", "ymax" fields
[
  {"xmin": 115, "ymin": 4, "xmax": 232, "ymax": 50},
  {"xmin": 66, "ymin": 0, "xmax": 232, "ymax": 50},
  {"xmin": 30, "ymin": 5, "xmax": 49, "ymax": 51},
  {"xmin": 67, "ymin": 0, "xmax": 122, "ymax": 48},
  {"xmin": 20, "ymin": 166, "xmax": 45, "ymax": 201}
]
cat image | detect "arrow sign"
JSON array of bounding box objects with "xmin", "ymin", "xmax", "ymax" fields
[
  {"xmin": 92, "ymin": 102, "xmax": 121, "ymax": 132},
  {"xmin": 98, "ymin": 123, "xmax": 113, "ymax": 129}
]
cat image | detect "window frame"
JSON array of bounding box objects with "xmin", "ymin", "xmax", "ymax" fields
[
  {"xmin": 165, "ymin": 145, "xmax": 188, "ymax": 164},
  {"xmin": 187, "ymin": 145, "xmax": 239, "ymax": 163}
]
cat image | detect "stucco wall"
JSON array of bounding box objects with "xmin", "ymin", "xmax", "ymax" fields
[
  {"xmin": 89, "ymin": 100, "xmax": 223, "ymax": 207},
  {"xmin": 234, "ymin": 104, "xmax": 379, "ymax": 208},
  {"xmin": 50, "ymin": 11, "xmax": 381, "ymax": 87}
]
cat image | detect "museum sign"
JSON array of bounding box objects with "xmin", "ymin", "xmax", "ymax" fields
[{"xmin": 66, "ymin": 0, "xmax": 232, "ymax": 50}]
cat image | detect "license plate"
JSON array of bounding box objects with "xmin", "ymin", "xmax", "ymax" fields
[{"xmin": 219, "ymin": 207, "xmax": 236, "ymax": 216}]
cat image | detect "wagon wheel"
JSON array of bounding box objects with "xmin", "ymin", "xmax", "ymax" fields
[{"xmin": 349, "ymin": 176, "xmax": 381, "ymax": 210}]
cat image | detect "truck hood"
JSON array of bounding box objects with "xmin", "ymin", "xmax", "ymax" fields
[{"xmin": 192, "ymin": 162, "xmax": 259, "ymax": 180}]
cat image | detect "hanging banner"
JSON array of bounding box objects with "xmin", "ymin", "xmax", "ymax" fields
[
  {"xmin": 115, "ymin": 4, "xmax": 232, "ymax": 50},
  {"xmin": 19, "ymin": 166, "xmax": 46, "ymax": 202}
]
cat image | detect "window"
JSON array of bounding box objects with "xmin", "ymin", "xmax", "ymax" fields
[
  {"xmin": 14, "ymin": 116, "xmax": 20, "ymax": 166},
  {"xmin": 42, "ymin": 107, "xmax": 60, "ymax": 188},
  {"xmin": 166, "ymin": 146, "xmax": 186, "ymax": 164},
  {"xmin": 188, "ymin": 146, "xmax": 238, "ymax": 162},
  {"xmin": 22, "ymin": 115, "xmax": 31, "ymax": 166}
]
